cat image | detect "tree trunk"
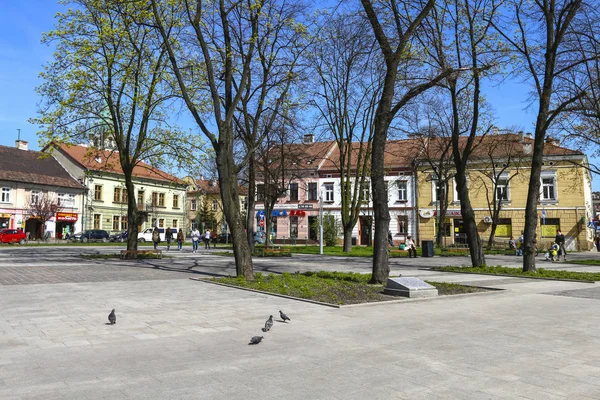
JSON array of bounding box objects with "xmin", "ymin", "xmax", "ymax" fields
[
  {"xmin": 343, "ymin": 224, "xmax": 353, "ymax": 253},
  {"xmin": 487, "ymin": 221, "xmax": 497, "ymax": 249},
  {"xmin": 215, "ymin": 131, "xmax": 253, "ymax": 279},
  {"xmin": 124, "ymin": 170, "xmax": 139, "ymax": 252},
  {"xmin": 246, "ymin": 157, "xmax": 256, "ymax": 252},
  {"xmin": 455, "ymin": 170, "xmax": 486, "ymax": 266},
  {"xmin": 369, "ymin": 120, "xmax": 391, "ymax": 284}
]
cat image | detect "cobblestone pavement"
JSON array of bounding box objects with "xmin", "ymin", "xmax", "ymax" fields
[{"xmin": 1, "ymin": 246, "xmax": 600, "ymax": 399}]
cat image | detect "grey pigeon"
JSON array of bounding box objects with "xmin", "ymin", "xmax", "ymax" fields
[
  {"xmin": 262, "ymin": 315, "xmax": 273, "ymax": 332},
  {"xmin": 108, "ymin": 309, "xmax": 116, "ymax": 325},
  {"xmin": 279, "ymin": 310, "xmax": 290, "ymax": 322},
  {"xmin": 249, "ymin": 336, "xmax": 263, "ymax": 345}
]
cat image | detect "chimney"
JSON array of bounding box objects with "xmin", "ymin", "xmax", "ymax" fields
[
  {"xmin": 525, "ymin": 132, "xmax": 533, "ymax": 139},
  {"xmin": 518, "ymin": 131, "xmax": 524, "ymax": 141},
  {"xmin": 303, "ymin": 134, "xmax": 314, "ymax": 144},
  {"xmin": 15, "ymin": 140, "xmax": 28, "ymax": 151},
  {"xmin": 545, "ymin": 137, "xmax": 560, "ymax": 146}
]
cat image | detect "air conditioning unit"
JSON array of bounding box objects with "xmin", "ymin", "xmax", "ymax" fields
[{"xmin": 483, "ymin": 216, "xmax": 493, "ymax": 223}]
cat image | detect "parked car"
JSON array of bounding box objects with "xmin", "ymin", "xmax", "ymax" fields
[
  {"xmin": 0, "ymin": 229, "xmax": 27, "ymax": 244},
  {"xmin": 78, "ymin": 230, "xmax": 110, "ymax": 243},
  {"xmin": 109, "ymin": 230, "xmax": 128, "ymax": 243},
  {"xmin": 138, "ymin": 228, "xmax": 171, "ymax": 242},
  {"xmin": 253, "ymin": 231, "xmax": 266, "ymax": 245}
]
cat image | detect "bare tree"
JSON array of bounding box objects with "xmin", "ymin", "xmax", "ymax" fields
[
  {"xmin": 309, "ymin": 11, "xmax": 380, "ymax": 252},
  {"xmin": 24, "ymin": 193, "xmax": 63, "ymax": 238}
]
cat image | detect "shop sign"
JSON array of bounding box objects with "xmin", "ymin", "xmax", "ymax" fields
[
  {"xmin": 56, "ymin": 212, "xmax": 78, "ymax": 222},
  {"xmin": 0, "ymin": 213, "xmax": 11, "ymax": 218},
  {"xmin": 419, "ymin": 209, "xmax": 434, "ymax": 218},
  {"xmin": 298, "ymin": 204, "xmax": 314, "ymax": 210}
]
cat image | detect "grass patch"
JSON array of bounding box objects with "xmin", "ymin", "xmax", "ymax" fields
[
  {"xmin": 80, "ymin": 252, "xmax": 164, "ymax": 260},
  {"xmin": 567, "ymin": 260, "xmax": 600, "ymax": 266},
  {"xmin": 212, "ymin": 271, "xmax": 487, "ymax": 305},
  {"xmin": 435, "ymin": 265, "xmax": 600, "ymax": 281}
]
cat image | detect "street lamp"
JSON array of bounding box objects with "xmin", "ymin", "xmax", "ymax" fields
[{"xmin": 319, "ymin": 188, "xmax": 324, "ymax": 255}]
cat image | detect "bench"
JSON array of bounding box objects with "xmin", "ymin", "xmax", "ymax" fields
[
  {"xmin": 389, "ymin": 249, "xmax": 409, "ymax": 257},
  {"xmin": 120, "ymin": 249, "xmax": 163, "ymax": 259},
  {"xmin": 255, "ymin": 247, "xmax": 292, "ymax": 257},
  {"xmin": 440, "ymin": 248, "xmax": 470, "ymax": 257}
]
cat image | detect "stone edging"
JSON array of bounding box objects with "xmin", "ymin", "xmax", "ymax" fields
[{"xmin": 428, "ymin": 268, "xmax": 596, "ymax": 284}]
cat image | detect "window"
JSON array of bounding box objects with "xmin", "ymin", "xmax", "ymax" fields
[
  {"xmin": 495, "ymin": 177, "xmax": 509, "ymax": 201},
  {"xmin": 94, "ymin": 185, "xmax": 102, "ymax": 201},
  {"xmin": 58, "ymin": 193, "xmax": 75, "ymax": 207},
  {"xmin": 113, "ymin": 216, "xmax": 120, "ymax": 230},
  {"xmin": 289, "ymin": 183, "xmax": 298, "ymax": 201},
  {"xmin": 137, "ymin": 191, "xmax": 144, "ymax": 208},
  {"xmin": 242, "ymin": 196, "xmax": 248, "ymax": 210},
  {"xmin": 308, "ymin": 183, "xmax": 318, "ymax": 201},
  {"xmin": 541, "ymin": 218, "xmax": 560, "ymax": 237},
  {"xmin": 397, "ymin": 215, "xmax": 408, "ymax": 234},
  {"xmin": 289, "ymin": 216, "xmax": 298, "ymax": 238},
  {"xmin": 324, "ymin": 183, "xmax": 334, "ymax": 202},
  {"xmin": 158, "ymin": 193, "xmax": 165, "ymax": 207},
  {"xmin": 172, "ymin": 219, "xmax": 178, "ymax": 228},
  {"xmin": 191, "ymin": 199, "xmax": 197, "ymax": 211},
  {"xmin": 191, "ymin": 221, "xmax": 198, "ymax": 231},
  {"xmin": 361, "ymin": 182, "xmax": 370, "ymax": 203},
  {"xmin": 496, "ymin": 218, "xmax": 512, "ymax": 237},
  {"xmin": 173, "ymin": 194, "xmax": 179, "ymax": 208},
  {"xmin": 151, "ymin": 218, "xmax": 157, "ymax": 227},
  {"xmin": 541, "ymin": 175, "xmax": 556, "ymax": 201},
  {"xmin": 152, "ymin": 192, "xmax": 158, "ymax": 206},
  {"xmin": 121, "ymin": 216, "xmax": 128, "ymax": 230},
  {"xmin": 432, "ymin": 180, "xmax": 445, "ymax": 203},
  {"xmin": 122, "ymin": 190, "xmax": 128, "ymax": 203},
  {"xmin": 31, "ymin": 190, "xmax": 40, "ymax": 205},
  {"xmin": 114, "ymin": 187, "xmax": 122, "ymax": 203},
  {"xmin": 93, "ymin": 214, "xmax": 101, "ymax": 229},
  {"xmin": 159, "ymin": 218, "xmax": 164, "ymax": 228},
  {"xmin": 212, "ymin": 199, "xmax": 218, "ymax": 211},
  {"xmin": 453, "ymin": 178, "xmax": 460, "ymax": 203},
  {"xmin": 397, "ymin": 181, "xmax": 408, "ymax": 201},
  {"xmin": 1, "ymin": 187, "xmax": 11, "ymax": 203},
  {"xmin": 257, "ymin": 184, "xmax": 265, "ymax": 201}
]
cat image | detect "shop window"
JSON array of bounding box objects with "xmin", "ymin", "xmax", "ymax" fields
[
  {"xmin": 397, "ymin": 181, "xmax": 407, "ymax": 201},
  {"xmin": 495, "ymin": 218, "xmax": 512, "ymax": 237},
  {"xmin": 113, "ymin": 216, "xmax": 120, "ymax": 230},
  {"xmin": 93, "ymin": 214, "xmax": 101, "ymax": 229},
  {"xmin": 308, "ymin": 183, "xmax": 318, "ymax": 200},
  {"xmin": 289, "ymin": 216, "xmax": 298, "ymax": 238},
  {"xmin": 289, "ymin": 183, "xmax": 298, "ymax": 201},
  {"xmin": 94, "ymin": 185, "xmax": 102, "ymax": 201},
  {"xmin": 397, "ymin": 215, "xmax": 408, "ymax": 234},
  {"xmin": 173, "ymin": 194, "xmax": 179, "ymax": 208},
  {"xmin": 541, "ymin": 218, "xmax": 560, "ymax": 237}
]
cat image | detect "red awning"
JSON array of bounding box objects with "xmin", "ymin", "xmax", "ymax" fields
[{"xmin": 289, "ymin": 210, "xmax": 306, "ymax": 217}]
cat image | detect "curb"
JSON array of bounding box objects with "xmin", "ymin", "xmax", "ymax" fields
[{"xmin": 427, "ymin": 269, "xmax": 596, "ymax": 284}]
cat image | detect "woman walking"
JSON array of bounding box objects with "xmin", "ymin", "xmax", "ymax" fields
[
  {"xmin": 165, "ymin": 227, "xmax": 173, "ymax": 251},
  {"xmin": 152, "ymin": 227, "xmax": 160, "ymax": 250},
  {"xmin": 177, "ymin": 228, "xmax": 184, "ymax": 251},
  {"xmin": 191, "ymin": 227, "xmax": 200, "ymax": 253}
]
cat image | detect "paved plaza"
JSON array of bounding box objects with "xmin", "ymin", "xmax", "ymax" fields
[{"xmin": 1, "ymin": 245, "xmax": 600, "ymax": 399}]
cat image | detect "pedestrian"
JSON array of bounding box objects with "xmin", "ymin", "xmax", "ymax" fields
[
  {"xmin": 191, "ymin": 227, "xmax": 200, "ymax": 253},
  {"xmin": 555, "ymin": 229, "xmax": 567, "ymax": 261},
  {"xmin": 212, "ymin": 231, "xmax": 218, "ymax": 248},
  {"xmin": 595, "ymin": 232, "xmax": 600, "ymax": 252},
  {"xmin": 405, "ymin": 235, "xmax": 417, "ymax": 258},
  {"xmin": 177, "ymin": 228, "xmax": 184, "ymax": 251},
  {"xmin": 152, "ymin": 227, "xmax": 160, "ymax": 250},
  {"xmin": 165, "ymin": 227, "xmax": 173, "ymax": 251},
  {"xmin": 508, "ymin": 236, "xmax": 516, "ymax": 254},
  {"xmin": 516, "ymin": 231, "xmax": 524, "ymax": 256},
  {"xmin": 387, "ymin": 230, "xmax": 394, "ymax": 247},
  {"xmin": 204, "ymin": 229, "xmax": 211, "ymax": 249}
]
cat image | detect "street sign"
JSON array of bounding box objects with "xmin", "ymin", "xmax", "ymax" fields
[
  {"xmin": 259, "ymin": 220, "xmax": 264, "ymax": 227},
  {"xmin": 541, "ymin": 210, "xmax": 546, "ymax": 218}
]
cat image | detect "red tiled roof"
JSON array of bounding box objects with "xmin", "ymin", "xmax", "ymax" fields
[
  {"xmin": 320, "ymin": 139, "xmax": 423, "ymax": 171},
  {"xmin": 56, "ymin": 144, "xmax": 185, "ymax": 185}
]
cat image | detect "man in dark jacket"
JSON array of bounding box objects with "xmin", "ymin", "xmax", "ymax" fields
[{"xmin": 555, "ymin": 229, "xmax": 566, "ymax": 261}]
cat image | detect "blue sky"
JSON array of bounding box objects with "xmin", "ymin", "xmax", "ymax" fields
[{"xmin": 0, "ymin": 1, "xmax": 596, "ymax": 189}]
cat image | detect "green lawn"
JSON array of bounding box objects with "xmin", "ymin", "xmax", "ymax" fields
[
  {"xmin": 435, "ymin": 265, "xmax": 600, "ymax": 281},
  {"xmin": 212, "ymin": 271, "xmax": 485, "ymax": 305}
]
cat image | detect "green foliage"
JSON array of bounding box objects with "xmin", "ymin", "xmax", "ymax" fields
[
  {"xmin": 195, "ymin": 197, "xmax": 218, "ymax": 232},
  {"xmin": 309, "ymin": 213, "xmax": 341, "ymax": 247},
  {"xmin": 436, "ymin": 265, "xmax": 600, "ymax": 281}
]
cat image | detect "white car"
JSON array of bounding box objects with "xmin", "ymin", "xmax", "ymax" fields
[{"xmin": 138, "ymin": 228, "xmax": 172, "ymax": 242}]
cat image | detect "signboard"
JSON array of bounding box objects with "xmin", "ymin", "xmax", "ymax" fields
[
  {"xmin": 259, "ymin": 219, "xmax": 264, "ymax": 227},
  {"xmin": 56, "ymin": 212, "xmax": 78, "ymax": 222},
  {"xmin": 419, "ymin": 209, "xmax": 434, "ymax": 218},
  {"xmin": 298, "ymin": 204, "xmax": 314, "ymax": 210},
  {"xmin": 0, "ymin": 213, "xmax": 11, "ymax": 218}
]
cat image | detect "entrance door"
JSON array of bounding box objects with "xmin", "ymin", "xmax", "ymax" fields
[
  {"xmin": 360, "ymin": 216, "xmax": 372, "ymax": 246},
  {"xmin": 453, "ymin": 219, "xmax": 467, "ymax": 245},
  {"xmin": 308, "ymin": 216, "xmax": 317, "ymax": 241}
]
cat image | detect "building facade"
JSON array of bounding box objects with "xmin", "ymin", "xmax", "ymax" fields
[
  {"xmin": 0, "ymin": 141, "xmax": 85, "ymax": 238},
  {"xmin": 48, "ymin": 144, "xmax": 187, "ymax": 235}
]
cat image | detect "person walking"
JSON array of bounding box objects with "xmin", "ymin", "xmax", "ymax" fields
[
  {"xmin": 387, "ymin": 231, "xmax": 394, "ymax": 247},
  {"xmin": 405, "ymin": 235, "xmax": 417, "ymax": 258},
  {"xmin": 555, "ymin": 229, "xmax": 567, "ymax": 261},
  {"xmin": 204, "ymin": 229, "xmax": 211, "ymax": 249},
  {"xmin": 508, "ymin": 236, "xmax": 516, "ymax": 254},
  {"xmin": 191, "ymin": 227, "xmax": 200, "ymax": 253},
  {"xmin": 152, "ymin": 227, "xmax": 160, "ymax": 250},
  {"xmin": 212, "ymin": 231, "xmax": 218, "ymax": 248},
  {"xmin": 177, "ymin": 228, "xmax": 184, "ymax": 251},
  {"xmin": 595, "ymin": 232, "xmax": 600, "ymax": 252},
  {"xmin": 165, "ymin": 227, "xmax": 173, "ymax": 251},
  {"xmin": 516, "ymin": 231, "xmax": 524, "ymax": 256}
]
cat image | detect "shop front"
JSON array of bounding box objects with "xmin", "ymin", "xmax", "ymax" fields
[
  {"xmin": 255, "ymin": 204, "xmax": 313, "ymax": 243},
  {"xmin": 0, "ymin": 213, "xmax": 11, "ymax": 229},
  {"xmin": 56, "ymin": 212, "xmax": 79, "ymax": 239}
]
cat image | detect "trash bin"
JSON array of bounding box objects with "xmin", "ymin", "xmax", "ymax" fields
[{"xmin": 421, "ymin": 240, "xmax": 434, "ymax": 257}]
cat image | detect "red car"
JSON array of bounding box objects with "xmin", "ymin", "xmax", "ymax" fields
[{"xmin": 0, "ymin": 229, "xmax": 27, "ymax": 244}]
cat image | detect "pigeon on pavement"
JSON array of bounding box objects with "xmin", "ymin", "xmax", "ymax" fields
[
  {"xmin": 262, "ymin": 315, "xmax": 273, "ymax": 332},
  {"xmin": 249, "ymin": 336, "xmax": 264, "ymax": 345},
  {"xmin": 108, "ymin": 309, "xmax": 116, "ymax": 325},
  {"xmin": 279, "ymin": 310, "xmax": 290, "ymax": 322}
]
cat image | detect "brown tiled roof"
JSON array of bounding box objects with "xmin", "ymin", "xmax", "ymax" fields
[
  {"xmin": 0, "ymin": 145, "xmax": 84, "ymax": 190},
  {"xmin": 188, "ymin": 179, "xmax": 248, "ymax": 196},
  {"xmin": 56, "ymin": 144, "xmax": 185, "ymax": 185},
  {"xmin": 259, "ymin": 141, "xmax": 336, "ymax": 170},
  {"xmin": 320, "ymin": 139, "xmax": 422, "ymax": 171}
]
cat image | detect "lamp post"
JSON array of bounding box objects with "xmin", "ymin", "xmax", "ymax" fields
[{"xmin": 319, "ymin": 189, "xmax": 324, "ymax": 255}]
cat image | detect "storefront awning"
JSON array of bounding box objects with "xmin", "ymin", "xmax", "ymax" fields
[{"xmin": 256, "ymin": 210, "xmax": 289, "ymax": 217}]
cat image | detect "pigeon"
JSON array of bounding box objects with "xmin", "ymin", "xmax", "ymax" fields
[
  {"xmin": 262, "ymin": 315, "xmax": 273, "ymax": 332},
  {"xmin": 249, "ymin": 336, "xmax": 263, "ymax": 345},
  {"xmin": 108, "ymin": 309, "xmax": 116, "ymax": 325},
  {"xmin": 279, "ymin": 310, "xmax": 290, "ymax": 322}
]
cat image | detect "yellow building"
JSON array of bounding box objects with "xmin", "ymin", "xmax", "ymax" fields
[{"xmin": 416, "ymin": 134, "xmax": 593, "ymax": 250}]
